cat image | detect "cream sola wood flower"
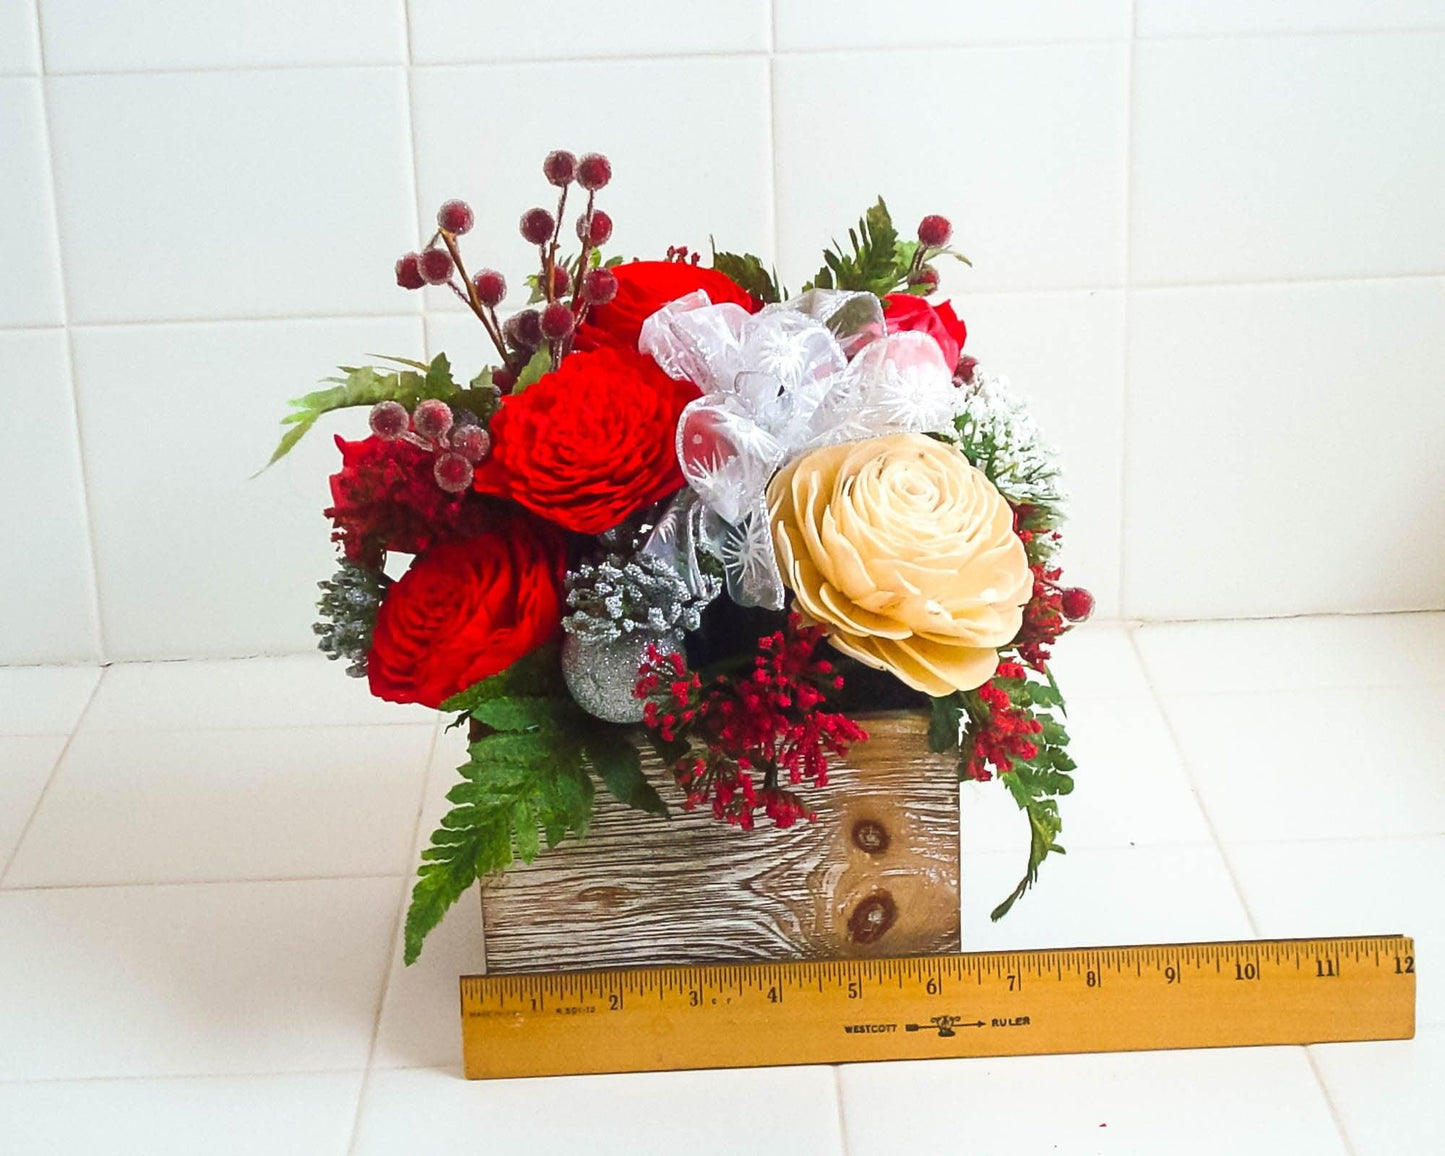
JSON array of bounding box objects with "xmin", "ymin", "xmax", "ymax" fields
[{"xmin": 767, "ymin": 431, "xmax": 1032, "ymax": 696}]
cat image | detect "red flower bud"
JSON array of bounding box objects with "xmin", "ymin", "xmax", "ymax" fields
[
  {"xmin": 519, "ymin": 207, "xmax": 555, "ymax": 245},
  {"xmin": 543, "ymin": 149, "xmax": 577, "ymax": 187},
  {"xmin": 417, "ymin": 247, "xmax": 454, "ymax": 285},
  {"xmin": 472, "ymin": 269, "xmax": 506, "ymax": 308},
  {"xmin": 395, "ymin": 253, "xmax": 425, "ymax": 290},
  {"xmin": 540, "ymin": 301, "xmax": 575, "ymax": 340},
  {"xmin": 918, "ymin": 214, "xmax": 952, "ymax": 247},
  {"xmin": 436, "ymin": 199, "xmax": 473, "ymax": 235},
  {"xmin": 577, "ymin": 152, "xmax": 612, "ymax": 191}
]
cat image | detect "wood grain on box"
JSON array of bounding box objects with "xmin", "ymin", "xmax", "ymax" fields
[{"xmin": 479, "ymin": 712, "xmax": 961, "ymax": 974}]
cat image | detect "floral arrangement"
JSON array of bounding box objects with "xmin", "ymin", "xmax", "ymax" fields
[{"xmin": 269, "ymin": 150, "xmax": 1094, "ymax": 964}]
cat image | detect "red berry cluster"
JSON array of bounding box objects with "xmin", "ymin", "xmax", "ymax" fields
[
  {"xmin": 634, "ymin": 617, "xmax": 869, "ymax": 831},
  {"xmin": 962, "ymin": 661, "xmax": 1041, "ymax": 783},
  {"xmin": 325, "ymin": 435, "xmax": 490, "ymax": 567},
  {"xmin": 907, "ymin": 212, "xmax": 954, "ymax": 296},
  {"xmin": 392, "ymin": 150, "xmax": 619, "ymax": 389},
  {"xmin": 664, "ymin": 244, "xmax": 701, "ymax": 266},
  {"xmin": 367, "ymin": 398, "xmax": 490, "ymax": 494},
  {"xmin": 1007, "ymin": 504, "xmax": 1094, "ymax": 672}
]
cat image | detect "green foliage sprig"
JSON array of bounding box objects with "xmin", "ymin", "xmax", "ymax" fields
[
  {"xmin": 264, "ymin": 353, "xmax": 503, "ymax": 469},
  {"xmin": 928, "ymin": 669, "xmax": 1074, "ymax": 922},
  {"xmin": 403, "ymin": 645, "xmax": 666, "ymax": 964},
  {"xmin": 710, "ymin": 247, "xmax": 783, "ymax": 304}
]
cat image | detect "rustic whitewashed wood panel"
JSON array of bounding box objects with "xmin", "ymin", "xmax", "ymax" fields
[{"xmin": 480, "ymin": 713, "xmax": 961, "ymax": 974}]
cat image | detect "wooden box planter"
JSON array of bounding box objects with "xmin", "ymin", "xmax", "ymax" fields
[{"xmin": 479, "ymin": 712, "xmax": 961, "ymax": 975}]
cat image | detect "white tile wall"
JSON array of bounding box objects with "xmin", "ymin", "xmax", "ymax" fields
[
  {"xmin": 773, "ymin": 44, "xmax": 1129, "ymax": 294},
  {"xmin": 1125, "ymin": 278, "xmax": 1445, "ymax": 618},
  {"xmin": 0, "ymin": 0, "xmax": 40, "ymax": 75},
  {"xmin": 38, "ymin": 0, "xmax": 407, "ymax": 72},
  {"xmin": 1131, "ymin": 34, "xmax": 1445, "ymax": 285},
  {"xmin": 69, "ymin": 316, "xmax": 423, "ymax": 660},
  {"xmin": 47, "ymin": 69, "xmax": 417, "ymax": 324},
  {"xmin": 0, "ymin": 330, "xmax": 98, "ymax": 662},
  {"xmin": 0, "ymin": 80, "xmax": 63, "ymax": 325},
  {"xmin": 408, "ymin": 0, "xmax": 770, "ymax": 63},
  {"xmin": 3, "ymin": 2, "xmax": 1443, "ymax": 664},
  {"xmin": 409, "ymin": 56, "xmax": 774, "ymax": 313},
  {"xmin": 774, "ymin": 0, "xmax": 1130, "ymax": 49},
  {"xmin": 1136, "ymin": 0, "xmax": 1445, "ymax": 38}
]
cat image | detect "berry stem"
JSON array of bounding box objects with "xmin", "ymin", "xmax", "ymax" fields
[
  {"xmin": 439, "ymin": 230, "xmax": 512, "ymax": 368},
  {"xmin": 542, "ymin": 185, "xmax": 570, "ymax": 307},
  {"xmin": 562, "ymin": 190, "xmax": 598, "ymax": 357}
]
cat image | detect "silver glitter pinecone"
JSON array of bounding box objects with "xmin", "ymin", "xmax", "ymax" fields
[{"xmin": 562, "ymin": 630, "xmax": 682, "ymax": 724}]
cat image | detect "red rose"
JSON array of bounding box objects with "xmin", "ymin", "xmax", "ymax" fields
[
  {"xmin": 326, "ymin": 434, "xmax": 489, "ymax": 565},
  {"xmin": 574, "ymin": 260, "xmax": 757, "ymax": 351},
  {"xmin": 473, "ymin": 345, "xmax": 699, "ymax": 534},
  {"xmin": 367, "ymin": 511, "xmax": 564, "ymax": 707},
  {"xmin": 882, "ymin": 293, "xmax": 968, "ymax": 370}
]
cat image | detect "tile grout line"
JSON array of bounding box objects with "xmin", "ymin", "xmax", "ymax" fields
[
  {"xmin": 30, "ymin": 0, "xmax": 108, "ymax": 664},
  {"xmin": 1115, "ymin": 0, "xmax": 1137, "ymax": 617},
  {"xmin": 831, "ymin": 1065, "xmax": 853, "ymax": 1156},
  {"xmin": 344, "ymin": 708, "xmax": 441, "ymax": 1156},
  {"xmin": 0, "ymin": 669, "xmax": 104, "ymax": 884},
  {"xmin": 17, "ymin": 310, "xmax": 423, "ymax": 331},
  {"xmin": 28, "ymin": 25, "xmax": 1445, "ymax": 79},
  {"xmin": 1125, "ymin": 626, "xmax": 1359, "ymax": 1156},
  {"xmin": 0, "ymin": 1065, "xmax": 373, "ymax": 1088},
  {"xmin": 8, "ymin": 268, "xmax": 1441, "ymax": 336},
  {"xmin": 0, "ymin": 872, "xmax": 408, "ymax": 895},
  {"xmin": 344, "ymin": 14, "xmax": 428, "ymax": 1150},
  {"xmin": 1125, "ymin": 629, "xmax": 1263, "ymax": 927},
  {"xmin": 765, "ymin": 0, "xmax": 781, "ymax": 279}
]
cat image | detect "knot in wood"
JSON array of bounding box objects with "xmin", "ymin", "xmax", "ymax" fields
[
  {"xmin": 847, "ymin": 891, "xmax": 897, "ymax": 944},
  {"xmin": 851, "ymin": 818, "xmax": 890, "ymax": 855}
]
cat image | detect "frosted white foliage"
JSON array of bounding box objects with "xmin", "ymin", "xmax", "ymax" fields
[{"xmin": 950, "ymin": 365, "xmax": 1067, "ymax": 517}]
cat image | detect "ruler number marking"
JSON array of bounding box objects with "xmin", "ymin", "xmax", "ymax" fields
[{"xmin": 1395, "ymin": 954, "xmax": 1415, "ymax": 975}]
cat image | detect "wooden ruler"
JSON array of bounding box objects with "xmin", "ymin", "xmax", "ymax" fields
[{"xmin": 459, "ymin": 935, "xmax": 1415, "ymax": 1080}]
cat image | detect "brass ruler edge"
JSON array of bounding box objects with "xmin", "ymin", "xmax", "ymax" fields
[{"xmin": 459, "ymin": 933, "xmax": 1414, "ymax": 990}]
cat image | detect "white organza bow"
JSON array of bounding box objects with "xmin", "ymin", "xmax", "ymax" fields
[{"xmin": 638, "ymin": 288, "xmax": 960, "ymax": 610}]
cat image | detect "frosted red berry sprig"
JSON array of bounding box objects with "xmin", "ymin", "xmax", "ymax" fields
[
  {"xmin": 366, "ymin": 397, "xmax": 491, "ymax": 494},
  {"xmin": 392, "ymin": 150, "xmax": 617, "ymax": 387},
  {"xmin": 907, "ymin": 211, "xmax": 967, "ymax": 296}
]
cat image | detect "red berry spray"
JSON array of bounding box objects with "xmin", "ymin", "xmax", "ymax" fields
[
  {"xmin": 519, "ymin": 208, "xmax": 555, "ymax": 245},
  {"xmin": 436, "ymin": 199, "xmax": 473, "ymax": 235},
  {"xmin": 417, "ymin": 248, "xmax": 454, "ymax": 285},
  {"xmin": 543, "ymin": 149, "xmax": 577, "ymax": 187},
  {"xmin": 918, "ymin": 214, "xmax": 953, "ymax": 248},
  {"xmin": 394, "ymin": 253, "xmax": 425, "ymax": 290},
  {"xmin": 576, "ymin": 152, "xmax": 612, "ymax": 191}
]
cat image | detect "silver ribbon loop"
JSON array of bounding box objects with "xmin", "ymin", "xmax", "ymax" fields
[{"xmin": 639, "ymin": 289, "xmax": 957, "ymax": 609}]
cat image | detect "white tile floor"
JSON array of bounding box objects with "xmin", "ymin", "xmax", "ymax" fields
[{"xmin": 0, "ymin": 614, "xmax": 1439, "ymax": 1154}]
